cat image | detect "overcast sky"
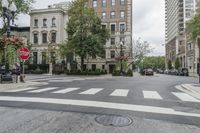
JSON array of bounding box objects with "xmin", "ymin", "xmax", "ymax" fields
[{"xmin": 13, "ymin": 0, "xmax": 165, "ymax": 56}]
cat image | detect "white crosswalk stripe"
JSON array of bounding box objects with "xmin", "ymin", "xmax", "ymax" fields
[
  {"xmin": 172, "ymin": 92, "xmax": 200, "ymax": 102},
  {"xmin": 110, "ymin": 89, "xmax": 129, "ymax": 97},
  {"xmin": 4, "ymin": 87, "xmax": 37, "ymax": 92},
  {"xmin": 79, "ymin": 88, "xmax": 103, "ymax": 95},
  {"xmin": 143, "ymin": 91, "xmax": 163, "ymax": 100},
  {"xmin": 28, "ymin": 87, "xmax": 59, "ymax": 93},
  {"xmin": 52, "ymin": 88, "xmax": 80, "ymax": 94}
]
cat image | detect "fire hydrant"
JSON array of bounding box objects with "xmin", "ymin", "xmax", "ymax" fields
[{"xmin": 20, "ymin": 74, "xmax": 25, "ymax": 82}]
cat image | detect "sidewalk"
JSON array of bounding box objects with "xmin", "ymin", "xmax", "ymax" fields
[
  {"xmin": 0, "ymin": 81, "xmax": 48, "ymax": 92},
  {"xmin": 176, "ymin": 84, "xmax": 200, "ymax": 100}
]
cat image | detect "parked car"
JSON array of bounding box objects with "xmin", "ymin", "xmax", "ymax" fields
[
  {"xmin": 164, "ymin": 69, "xmax": 169, "ymax": 74},
  {"xmin": 156, "ymin": 69, "xmax": 164, "ymax": 74},
  {"xmin": 168, "ymin": 69, "xmax": 179, "ymax": 75},
  {"xmin": 144, "ymin": 68, "xmax": 154, "ymax": 76},
  {"xmin": 178, "ymin": 68, "xmax": 189, "ymax": 76}
]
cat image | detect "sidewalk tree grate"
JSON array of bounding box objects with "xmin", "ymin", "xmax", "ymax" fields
[{"xmin": 95, "ymin": 115, "xmax": 132, "ymax": 127}]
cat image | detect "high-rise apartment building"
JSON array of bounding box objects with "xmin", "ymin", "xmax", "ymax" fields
[
  {"xmin": 165, "ymin": 0, "xmax": 196, "ymax": 69},
  {"xmin": 85, "ymin": 0, "xmax": 133, "ymax": 73}
]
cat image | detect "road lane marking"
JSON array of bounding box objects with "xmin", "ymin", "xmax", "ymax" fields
[
  {"xmin": 79, "ymin": 88, "xmax": 103, "ymax": 95},
  {"xmin": 110, "ymin": 89, "xmax": 129, "ymax": 97},
  {"xmin": 0, "ymin": 96, "xmax": 200, "ymax": 118},
  {"xmin": 172, "ymin": 92, "xmax": 200, "ymax": 102},
  {"xmin": 49, "ymin": 80, "xmax": 72, "ymax": 83},
  {"xmin": 143, "ymin": 91, "xmax": 163, "ymax": 100},
  {"xmin": 4, "ymin": 87, "xmax": 37, "ymax": 92},
  {"xmin": 28, "ymin": 87, "xmax": 58, "ymax": 93},
  {"xmin": 52, "ymin": 88, "xmax": 80, "ymax": 94}
]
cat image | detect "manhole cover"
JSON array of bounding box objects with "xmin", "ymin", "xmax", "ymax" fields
[{"xmin": 95, "ymin": 115, "xmax": 132, "ymax": 127}]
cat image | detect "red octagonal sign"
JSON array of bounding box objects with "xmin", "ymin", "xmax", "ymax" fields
[{"xmin": 19, "ymin": 47, "xmax": 30, "ymax": 61}]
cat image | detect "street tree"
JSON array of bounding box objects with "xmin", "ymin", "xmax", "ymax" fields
[
  {"xmin": 133, "ymin": 38, "xmax": 153, "ymax": 67},
  {"xmin": 175, "ymin": 58, "xmax": 180, "ymax": 69},
  {"xmin": 168, "ymin": 60, "xmax": 173, "ymax": 70},
  {"xmin": 0, "ymin": 0, "xmax": 34, "ymax": 35},
  {"xmin": 186, "ymin": 1, "xmax": 200, "ymax": 42},
  {"xmin": 66, "ymin": 0, "xmax": 110, "ymax": 70},
  {"xmin": 139, "ymin": 56, "xmax": 165, "ymax": 70}
]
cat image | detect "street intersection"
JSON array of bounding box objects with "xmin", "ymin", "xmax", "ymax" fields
[{"xmin": 0, "ymin": 74, "xmax": 200, "ymax": 132}]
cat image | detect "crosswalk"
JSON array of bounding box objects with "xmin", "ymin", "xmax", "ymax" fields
[{"xmin": 2, "ymin": 87, "xmax": 200, "ymax": 103}]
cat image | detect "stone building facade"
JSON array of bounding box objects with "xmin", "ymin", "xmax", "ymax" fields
[
  {"xmin": 165, "ymin": 0, "xmax": 196, "ymax": 71},
  {"xmin": 29, "ymin": 7, "xmax": 68, "ymax": 65},
  {"xmin": 29, "ymin": 0, "xmax": 133, "ymax": 73},
  {"xmin": 86, "ymin": 0, "xmax": 133, "ymax": 73}
]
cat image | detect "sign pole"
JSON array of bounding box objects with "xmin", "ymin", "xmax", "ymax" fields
[{"xmin": 18, "ymin": 47, "xmax": 30, "ymax": 83}]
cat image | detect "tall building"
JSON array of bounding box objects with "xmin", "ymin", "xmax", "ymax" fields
[
  {"xmin": 87, "ymin": 0, "xmax": 133, "ymax": 73},
  {"xmin": 165, "ymin": 0, "xmax": 196, "ymax": 69}
]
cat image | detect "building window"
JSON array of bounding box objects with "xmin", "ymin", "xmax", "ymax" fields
[
  {"xmin": 102, "ymin": 0, "xmax": 106, "ymax": 7},
  {"xmin": 120, "ymin": 23, "xmax": 125, "ymax": 33},
  {"xmin": 120, "ymin": 37, "xmax": 125, "ymax": 44},
  {"xmin": 111, "ymin": 38, "xmax": 115, "ymax": 45},
  {"xmin": 33, "ymin": 52, "xmax": 38, "ymax": 64},
  {"xmin": 93, "ymin": 0, "xmax": 97, "ymax": 7},
  {"xmin": 110, "ymin": 11, "xmax": 115, "ymax": 19},
  {"xmin": 120, "ymin": 11, "xmax": 125, "ymax": 18},
  {"xmin": 102, "ymin": 24, "xmax": 106, "ymax": 29},
  {"xmin": 42, "ymin": 33, "xmax": 47, "ymax": 43},
  {"xmin": 102, "ymin": 12, "xmax": 106, "ymax": 19},
  {"xmin": 33, "ymin": 33, "xmax": 38, "ymax": 44},
  {"xmin": 111, "ymin": 51, "xmax": 115, "ymax": 58},
  {"xmin": 111, "ymin": 24, "xmax": 115, "ymax": 34},
  {"xmin": 43, "ymin": 19, "xmax": 47, "ymax": 27},
  {"xmin": 52, "ymin": 18, "xmax": 56, "ymax": 26},
  {"xmin": 102, "ymin": 65, "xmax": 105, "ymax": 69},
  {"xmin": 42, "ymin": 52, "xmax": 46, "ymax": 64},
  {"xmin": 92, "ymin": 64, "xmax": 96, "ymax": 71},
  {"xmin": 34, "ymin": 19, "xmax": 38, "ymax": 27},
  {"xmin": 111, "ymin": 0, "xmax": 115, "ymax": 6},
  {"xmin": 120, "ymin": 0, "xmax": 125, "ymax": 5},
  {"xmin": 51, "ymin": 32, "xmax": 56, "ymax": 43}
]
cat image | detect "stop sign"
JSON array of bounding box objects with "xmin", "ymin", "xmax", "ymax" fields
[{"xmin": 19, "ymin": 47, "xmax": 30, "ymax": 60}]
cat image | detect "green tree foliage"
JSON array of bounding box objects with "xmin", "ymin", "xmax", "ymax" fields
[
  {"xmin": 139, "ymin": 56, "xmax": 165, "ymax": 70},
  {"xmin": 0, "ymin": 0, "xmax": 34, "ymax": 35},
  {"xmin": 66, "ymin": 0, "xmax": 110, "ymax": 70},
  {"xmin": 186, "ymin": 2, "xmax": 200, "ymax": 42},
  {"xmin": 168, "ymin": 60, "xmax": 173, "ymax": 70},
  {"xmin": 175, "ymin": 58, "xmax": 180, "ymax": 69}
]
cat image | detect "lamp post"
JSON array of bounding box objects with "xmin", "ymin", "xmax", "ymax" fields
[
  {"xmin": 2, "ymin": 0, "xmax": 17, "ymax": 74},
  {"xmin": 197, "ymin": 37, "xmax": 200, "ymax": 84},
  {"xmin": 120, "ymin": 41, "xmax": 123, "ymax": 75}
]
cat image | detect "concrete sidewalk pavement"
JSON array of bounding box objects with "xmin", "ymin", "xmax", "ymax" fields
[
  {"xmin": 0, "ymin": 81, "xmax": 48, "ymax": 92},
  {"xmin": 175, "ymin": 84, "xmax": 200, "ymax": 100}
]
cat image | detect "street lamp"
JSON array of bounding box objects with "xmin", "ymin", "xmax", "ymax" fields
[
  {"xmin": 2, "ymin": 0, "xmax": 17, "ymax": 74},
  {"xmin": 120, "ymin": 41, "xmax": 124, "ymax": 75}
]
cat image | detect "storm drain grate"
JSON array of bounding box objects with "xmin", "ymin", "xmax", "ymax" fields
[{"xmin": 95, "ymin": 115, "xmax": 132, "ymax": 127}]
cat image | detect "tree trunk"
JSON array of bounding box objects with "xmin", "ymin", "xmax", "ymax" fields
[{"xmin": 81, "ymin": 56, "xmax": 84, "ymax": 71}]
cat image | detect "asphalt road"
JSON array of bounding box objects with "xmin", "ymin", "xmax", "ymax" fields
[{"xmin": 0, "ymin": 74, "xmax": 200, "ymax": 133}]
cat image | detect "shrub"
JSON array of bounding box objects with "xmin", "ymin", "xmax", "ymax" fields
[
  {"xmin": 112, "ymin": 70, "xmax": 121, "ymax": 76},
  {"xmin": 126, "ymin": 69, "xmax": 133, "ymax": 77}
]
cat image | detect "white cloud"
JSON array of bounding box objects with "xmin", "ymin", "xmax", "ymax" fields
[{"xmin": 133, "ymin": 0, "xmax": 165, "ymax": 56}]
